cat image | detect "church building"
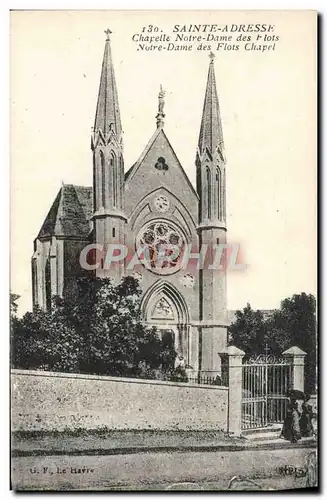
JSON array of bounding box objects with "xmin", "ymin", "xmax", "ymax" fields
[{"xmin": 32, "ymin": 30, "xmax": 228, "ymax": 376}]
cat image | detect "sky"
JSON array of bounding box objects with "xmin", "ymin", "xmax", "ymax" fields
[{"xmin": 10, "ymin": 10, "xmax": 317, "ymax": 315}]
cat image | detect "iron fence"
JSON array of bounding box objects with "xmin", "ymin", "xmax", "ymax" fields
[
  {"xmin": 242, "ymin": 354, "xmax": 292, "ymax": 430},
  {"xmin": 187, "ymin": 375, "xmax": 222, "ymax": 386}
]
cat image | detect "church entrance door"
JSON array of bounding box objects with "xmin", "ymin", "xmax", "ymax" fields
[{"xmin": 141, "ymin": 281, "xmax": 190, "ymax": 363}]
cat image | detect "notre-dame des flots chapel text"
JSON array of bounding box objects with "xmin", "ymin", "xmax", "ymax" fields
[{"xmin": 32, "ymin": 30, "xmax": 228, "ymax": 376}]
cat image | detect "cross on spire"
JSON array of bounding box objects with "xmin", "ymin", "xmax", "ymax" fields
[
  {"xmin": 209, "ymin": 51, "xmax": 215, "ymax": 62},
  {"xmin": 104, "ymin": 28, "xmax": 112, "ymax": 40}
]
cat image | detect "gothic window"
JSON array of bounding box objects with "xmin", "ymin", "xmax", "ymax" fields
[
  {"xmin": 206, "ymin": 167, "xmax": 211, "ymax": 219},
  {"xmin": 119, "ymin": 156, "xmax": 124, "ymax": 206},
  {"xmin": 31, "ymin": 258, "xmax": 37, "ymax": 306},
  {"xmin": 110, "ymin": 152, "xmax": 117, "ymax": 208},
  {"xmin": 137, "ymin": 220, "xmax": 185, "ymax": 275},
  {"xmin": 100, "ymin": 150, "xmax": 106, "ymax": 208},
  {"xmin": 222, "ymin": 170, "xmax": 225, "ymax": 219},
  {"xmin": 93, "ymin": 155, "xmax": 97, "ymax": 210},
  {"xmin": 45, "ymin": 259, "xmax": 51, "ymax": 312},
  {"xmin": 154, "ymin": 157, "xmax": 169, "ymax": 171},
  {"xmin": 216, "ymin": 166, "xmax": 221, "ymax": 219}
]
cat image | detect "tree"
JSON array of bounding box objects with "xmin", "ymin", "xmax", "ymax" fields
[
  {"xmin": 266, "ymin": 293, "xmax": 317, "ymax": 394},
  {"xmin": 10, "ymin": 293, "xmax": 42, "ymax": 369},
  {"xmin": 228, "ymin": 304, "xmax": 267, "ymax": 356},
  {"xmin": 86, "ymin": 277, "xmax": 177, "ymax": 377},
  {"xmin": 11, "ymin": 305, "xmax": 56, "ymax": 370},
  {"xmin": 10, "ymin": 292, "xmax": 24, "ymax": 368},
  {"xmin": 228, "ymin": 293, "xmax": 317, "ymax": 394},
  {"xmin": 10, "ymin": 277, "xmax": 177, "ymax": 379},
  {"xmin": 10, "ymin": 293, "xmax": 20, "ymax": 317}
]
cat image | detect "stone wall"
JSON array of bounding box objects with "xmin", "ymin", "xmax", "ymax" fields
[{"xmin": 11, "ymin": 369, "xmax": 228, "ymax": 432}]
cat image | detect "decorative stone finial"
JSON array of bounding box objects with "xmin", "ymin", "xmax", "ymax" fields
[
  {"xmin": 104, "ymin": 28, "xmax": 112, "ymax": 41},
  {"xmin": 156, "ymin": 84, "xmax": 166, "ymax": 128}
]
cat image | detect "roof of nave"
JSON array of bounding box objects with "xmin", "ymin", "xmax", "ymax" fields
[{"xmin": 37, "ymin": 184, "xmax": 93, "ymax": 239}]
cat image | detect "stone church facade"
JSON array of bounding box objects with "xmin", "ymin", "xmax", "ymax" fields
[{"xmin": 32, "ymin": 32, "xmax": 228, "ymax": 376}]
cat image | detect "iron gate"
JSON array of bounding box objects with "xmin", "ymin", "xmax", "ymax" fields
[{"xmin": 242, "ymin": 353, "xmax": 292, "ymax": 430}]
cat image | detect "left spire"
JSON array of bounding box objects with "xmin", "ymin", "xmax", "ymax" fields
[{"xmin": 93, "ymin": 29, "xmax": 122, "ymax": 139}]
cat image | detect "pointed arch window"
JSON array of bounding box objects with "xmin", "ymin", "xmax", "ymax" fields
[
  {"xmin": 32, "ymin": 257, "xmax": 38, "ymax": 307},
  {"xmin": 111, "ymin": 151, "xmax": 117, "ymax": 208},
  {"xmin": 222, "ymin": 169, "xmax": 225, "ymax": 220},
  {"xmin": 45, "ymin": 258, "xmax": 51, "ymax": 312},
  {"xmin": 100, "ymin": 150, "xmax": 106, "ymax": 208},
  {"xmin": 119, "ymin": 156, "xmax": 124, "ymax": 207},
  {"xmin": 216, "ymin": 166, "xmax": 221, "ymax": 219},
  {"xmin": 206, "ymin": 166, "xmax": 211, "ymax": 220}
]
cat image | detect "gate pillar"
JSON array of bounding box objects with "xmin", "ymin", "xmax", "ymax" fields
[
  {"xmin": 219, "ymin": 345, "xmax": 245, "ymax": 437},
  {"xmin": 282, "ymin": 346, "xmax": 307, "ymax": 393}
]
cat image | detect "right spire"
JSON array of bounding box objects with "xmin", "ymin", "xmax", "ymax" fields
[{"xmin": 198, "ymin": 52, "xmax": 224, "ymax": 159}]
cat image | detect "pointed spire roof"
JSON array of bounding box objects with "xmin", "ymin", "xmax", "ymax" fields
[
  {"xmin": 94, "ymin": 29, "xmax": 122, "ymax": 138},
  {"xmin": 198, "ymin": 52, "xmax": 224, "ymax": 158}
]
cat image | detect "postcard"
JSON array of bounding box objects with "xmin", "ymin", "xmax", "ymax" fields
[{"xmin": 10, "ymin": 10, "xmax": 317, "ymax": 491}]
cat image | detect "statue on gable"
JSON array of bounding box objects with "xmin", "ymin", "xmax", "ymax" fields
[{"xmin": 158, "ymin": 85, "xmax": 165, "ymax": 114}]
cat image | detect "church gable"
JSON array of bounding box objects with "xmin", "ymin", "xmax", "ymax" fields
[{"xmin": 124, "ymin": 128, "xmax": 198, "ymax": 223}]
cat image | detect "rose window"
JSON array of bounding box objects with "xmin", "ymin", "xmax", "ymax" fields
[{"xmin": 137, "ymin": 221, "xmax": 185, "ymax": 275}]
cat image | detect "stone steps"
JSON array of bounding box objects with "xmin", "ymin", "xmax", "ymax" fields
[
  {"xmin": 242, "ymin": 426, "xmax": 316, "ymax": 446},
  {"xmin": 242, "ymin": 425, "xmax": 282, "ymax": 441}
]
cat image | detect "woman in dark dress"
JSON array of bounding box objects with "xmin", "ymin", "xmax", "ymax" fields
[
  {"xmin": 300, "ymin": 397, "xmax": 314, "ymax": 437},
  {"xmin": 281, "ymin": 390, "xmax": 308, "ymax": 443},
  {"xmin": 281, "ymin": 400, "xmax": 302, "ymax": 442}
]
